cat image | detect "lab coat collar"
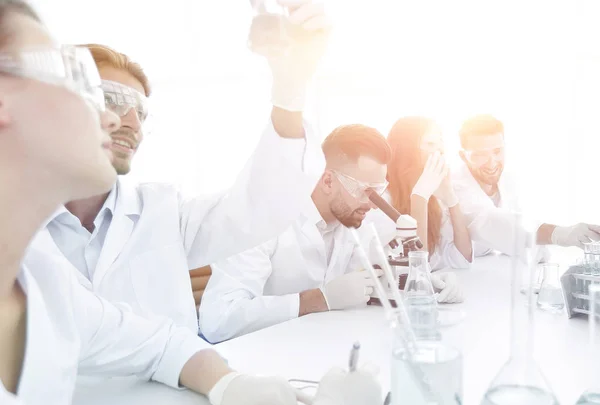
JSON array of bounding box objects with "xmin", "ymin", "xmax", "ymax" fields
[
  {"xmin": 92, "ymin": 178, "xmax": 139, "ymax": 285},
  {"xmin": 115, "ymin": 177, "xmax": 142, "ymax": 217},
  {"xmin": 41, "ymin": 182, "xmax": 120, "ymax": 230}
]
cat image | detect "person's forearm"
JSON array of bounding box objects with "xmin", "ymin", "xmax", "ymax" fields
[
  {"xmin": 299, "ymin": 288, "xmax": 328, "ymax": 316},
  {"xmin": 411, "ymin": 194, "xmax": 429, "ymax": 250},
  {"xmin": 179, "ymin": 349, "xmax": 234, "ymax": 396},
  {"xmin": 271, "ymin": 107, "xmax": 305, "ymax": 139},
  {"xmin": 537, "ymin": 223, "xmax": 556, "ymax": 245},
  {"xmin": 448, "ymin": 204, "xmax": 473, "ymax": 262}
]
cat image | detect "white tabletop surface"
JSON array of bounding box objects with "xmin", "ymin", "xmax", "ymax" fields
[{"xmin": 73, "ymin": 252, "xmax": 596, "ymax": 405}]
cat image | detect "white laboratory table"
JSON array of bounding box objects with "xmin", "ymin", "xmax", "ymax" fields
[{"xmin": 73, "ymin": 253, "xmax": 593, "ymax": 405}]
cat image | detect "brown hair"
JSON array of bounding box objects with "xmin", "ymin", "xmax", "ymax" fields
[
  {"xmin": 459, "ymin": 114, "xmax": 504, "ymax": 149},
  {"xmin": 0, "ymin": 0, "xmax": 41, "ymax": 48},
  {"xmin": 387, "ymin": 116, "xmax": 442, "ymax": 254},
  {"xmin": 322, "ymin": 124, "xmax": 391, "ymax": 167},
  {"xmin": 78, "ymin": 43, "xmax": 151, "ymax": 97}
]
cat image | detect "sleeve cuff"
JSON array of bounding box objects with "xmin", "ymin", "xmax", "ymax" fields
[
  {"xmin": 208, "ymin": 372, "xmax": 242, "ymax": 405},
  {"xmin": 151, "ymin": 328, "xmax": 214, "ymax": 389},
  {"xmin": 290, "ymin": 293, "xmax": 301, "ymax": 318}
]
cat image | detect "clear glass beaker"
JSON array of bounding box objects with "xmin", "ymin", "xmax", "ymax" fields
[
  {"xmin": 536, "ymin": 264, "xmax": 565, "ymax": 314},
  {"xmin": 389, "ymin": 310, "xmax": 463, "ymax": 405},
  {"xmin": 575, "ymin": 283, "xmax": 600, "ymax": 404},
  {"xmin": 391, "ymin": 341, "xmax": 463, "ymax": 405},
  {"xmin": 404, "ymin": 251, "xmax": 439, "ymax": 341}
]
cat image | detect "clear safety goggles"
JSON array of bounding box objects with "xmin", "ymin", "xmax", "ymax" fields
[
  {"xmin": 462, "ymin": 147, "xmax": 504, "ymax": 166},
  {"xmin": 332, "ymin": 170, "xmax": 388, "ymax": 203},
  {"xmin": 0, "ymin": 45, "xmax": 105, "ymax": 111},
  {"xmin": 100, "ymin": 80, "xmax": 149, "ymax": 123}
]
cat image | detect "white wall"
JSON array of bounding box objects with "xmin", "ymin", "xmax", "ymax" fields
[{"xmin": 31, "ymin": 0, "xmax": 600, "ymax": 225}]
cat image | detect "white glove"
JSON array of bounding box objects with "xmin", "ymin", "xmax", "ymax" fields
[
  {"xmin": 313, "ymin": 367, "xmax": 383, "ymax": 405},
  {"xmin": 411, "ymin": 152, "xmax": 447, "ymax": 201},
  {"xmin": 430, "ymin": 272, "xmax": 464, "ymax": 303},
  {"xmin": 208, "ymin": 372, "xmax": 298, "ymax": 405},
  {"xmin": 551, "ymin": 223, "xmax": 600, "ymax": 249},
  {"xmin": 320, "ymin": 270, "xmax": 383, "ymax": 310},
  {"xmin": 433, "ymin": 172, "xmax": 459, "ymax": 208},
  {"xmin": 268, "ymin": 0, "xmax": 331, "ymax": 111}
]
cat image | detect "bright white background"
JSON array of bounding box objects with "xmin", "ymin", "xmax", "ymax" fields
[{"xmin": 32, "ymin": 0, "xmax": 600, "ymax": 226}]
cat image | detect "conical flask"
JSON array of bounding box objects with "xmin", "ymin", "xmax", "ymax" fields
[
  {"xmin": 480, "ymin": 212, "xmax": 558, "ymax": 405},
  {"xmin": 574, "ymin": 283, "xmax": 600, "ymax": 404},
  {"xmin": 404, "ymin": 250, "xmax": 440, "ymax": 341}
]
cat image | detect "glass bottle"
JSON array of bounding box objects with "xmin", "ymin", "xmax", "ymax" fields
[
  {"xmin": 404, "ymin": 250, "xmax": 439, "ymax": 341},
  {"xmin": 536, "ymin": 264, "xmax": 565, "ymax": 313}
]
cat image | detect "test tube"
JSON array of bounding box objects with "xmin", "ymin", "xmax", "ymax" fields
[
  {"xmin": 584, "ymin": 242, "xmax": 594, "ymax": 276},
  {"xmin": 593, "ymin": 242, "xmax": 600, "ymax": 277},
  {"xmin": 573, "ymin": 259, "xmax": 586, "ymax": 310}
]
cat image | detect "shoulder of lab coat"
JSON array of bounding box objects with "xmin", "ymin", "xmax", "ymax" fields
[
  {"xmin": 429, "ymin": 208, "xmax": 473, "ymax": 271},
  {"xmin": 179, "ymin": 119, "xmax": 325, "ymax": 268},
  {"xmin": 198, "ymin": 235, "xmax": 298, "ymax": 343},
  {"xmin": 24, "ymin": 230, "xmax": 211, "ymax": 389},
  {"xmin": 452, "ymin": 163, "xmax": 527, "ymax": 256}
]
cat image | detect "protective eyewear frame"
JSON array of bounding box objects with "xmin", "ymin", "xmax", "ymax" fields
[
  {"xmin": 331, "ymin": 170, "xmax": 388, "ymax": 202},
  {"xmin": 100, "ymin": 80, "xmax": 149, "ymax": 123},
  {"xmin": 462, "ymin": 146, "xmax": 504, "ymax": 165},
  {"xmin": 0, "ymin": 45, "xmax": 105, "ymax": 112}
]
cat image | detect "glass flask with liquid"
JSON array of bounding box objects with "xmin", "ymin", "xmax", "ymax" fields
[
  {"xmin": 480, "ymin": 213, "xmax": 558, "ymax": 405},
  {"xmin": 404, "ymin": 250, "xmax": 440, "ymax": 341},
  {"xmin": 574, "ymin": 283, "xmax": 600, "ymax": 405},
  {"xmin": 536, "ymin": 263, "xmax": 565, "ymax": 313},
  {"xmin": 247, "ymin": 0, "xmax": 310, "ymax": 58},
  {"xmin": 389, "ymin": 309, "xmax": 463, "ymax": 405}
]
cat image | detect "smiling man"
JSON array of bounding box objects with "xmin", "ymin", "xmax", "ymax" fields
[
  {"xmin": 198, "ymin": 124, "xmax": 391, "ymax": 343},
  {"xmin": 38, "ymin": 0, "xmax": 331, "ymax": 337},
  {"xmin": 453, "ymin": 114, "xmax": 600, "ymax": 257}
]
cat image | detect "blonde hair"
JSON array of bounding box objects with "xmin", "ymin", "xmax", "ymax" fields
[{"xmin": 79, "ymin": 43, "xmax": 151, "ymax": 97}]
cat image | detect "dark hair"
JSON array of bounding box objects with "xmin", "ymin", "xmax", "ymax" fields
[
  {"xmin": 322, "ymin": 124, "xmax": 391, "ymax": 166},
  {"xmin": 387, "ymin": 116, "xmax": 442, "ymax": 254},
  {"xmin": 459, "ymin": 114, "xmax": 504, "ymax": 148},
  {"xmin": 0, "ymin": 1, "xmax": 41, "ymax": 48}
]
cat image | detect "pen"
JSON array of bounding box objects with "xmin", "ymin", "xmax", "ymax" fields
[{"xmin": 348, "ymin": 341, "xmax": 360, "ymax": 372}]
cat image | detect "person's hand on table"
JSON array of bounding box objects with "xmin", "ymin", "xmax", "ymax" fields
[
  {"xmin": 320, "ymin": 270, "xmax": 383, "ymax": 310},
  {"xmin": 190, "ymin": 266, "xmax": 212, "ymax": 307},
  {"xmin": 431, "ymin": 272, "xmax": 464, "ymax": 303},
  {"xmin": 208, "ymin": 372, "xmax": 304, "ymax": 405},
  {"xmin": 312, "ymin": 366, "xmax": 383, "ymax": 405}
]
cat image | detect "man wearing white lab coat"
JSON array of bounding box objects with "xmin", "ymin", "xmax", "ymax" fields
[
  {"xmin": 199, "ymin": 125, "xmax": 464, "ymax": 343},
  {"xmin": 39, "ymin": 1, "xmax": 330, "ymax": 335},
  {"xmin": 453, "ymin": 114, "xmax": 600, "ymax": 257}
]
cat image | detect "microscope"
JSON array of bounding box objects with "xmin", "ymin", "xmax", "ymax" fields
[
  {"xmin": 368, "ymin": 192, "xmax": 423, "ymax": 264},
  {"xmin": 367, "ymin": 193, "xmax": 424, "ymax": 305}
]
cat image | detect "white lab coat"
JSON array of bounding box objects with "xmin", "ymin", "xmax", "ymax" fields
[
  {"xmin": 367, "ymin": 192, "xmax": 472, "ymax": 271},
  {"xmin": 37, "ymin": 121, "xmax": 324, "ymax": 334},
  {"xmin": 7, "ymin": 230, "xmax": 210, "ymax": 405},
  {"xmin": 452, "ymin": 163, "xmax": 548, "ymax": 260},
  {"xmin": 199, "ymin": 201, "xmax": 391, "ymax": 343}
]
